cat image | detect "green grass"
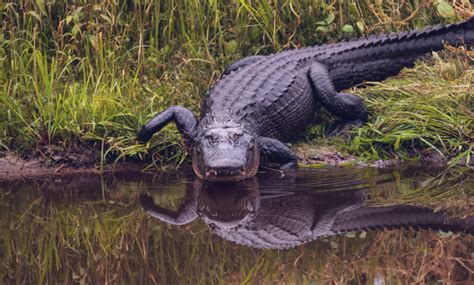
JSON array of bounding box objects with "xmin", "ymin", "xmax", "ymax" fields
[
  {"xmin": 0, "ymin": 1, "xmax": 472, "ymax": 166},
  {"xmin": 352, "ymin": 50, "xmax": 473, "ymax": 166}
]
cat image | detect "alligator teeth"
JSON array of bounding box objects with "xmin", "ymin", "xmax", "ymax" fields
[{"xmin": 205, "ymin": 169, "xmax": 218, "ymax": 177}]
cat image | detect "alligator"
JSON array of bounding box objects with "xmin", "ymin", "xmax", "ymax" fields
[
  {"xmin": 140, "ymin": 171, "xmax": 473, "ymax": 250},
  {"xmin": 138, "ymin": 18, "xmax": 474, "ymax": 181}
]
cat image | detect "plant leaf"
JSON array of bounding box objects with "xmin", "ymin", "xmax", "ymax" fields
[
  {"xmin": 436, "ymin": 0, "xmax": 455, "ymax": 19},
  {"xmin": 35, "ymin": 0, "xmax": 47, "ymax": 16},
  {"xmin": 325, "ymin": 13, "xmax": 335, "ymax": 24},
  {"xmin": 28, "ymin": 11, "xmax": 42, "ymax": 22},
  {"xmin": 343, "ymin": 24, "xmax": 354, "ymax": 33},
  {"xmin": 316, "ymin": 26, "xmax": 329, "ymax": 32}
]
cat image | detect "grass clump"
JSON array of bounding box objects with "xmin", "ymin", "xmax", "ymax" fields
[
  {"xmin": 347, "ymin": 49, "xmax": 473, "ymax": 166},
  {"xmin": 0, "ymin": 1, "xmax": 472, "ymax": 166},
  {"xmin": 301, "ymin": 48, "xmax": 473, "ymax": 166}
]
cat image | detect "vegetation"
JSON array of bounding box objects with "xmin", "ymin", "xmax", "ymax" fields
[
  {"xmin": 1, "ymin": 3, "xmax": 472, "ymax": 283},
  {"xmin": 0, "ymin": 1, "xmax": 472, "ymax": 167},
  {"xmin": 303, "ymin": 48, "xmax": 474, "ymax": 165}
]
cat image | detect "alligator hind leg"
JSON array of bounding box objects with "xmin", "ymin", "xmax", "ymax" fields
[
  {"xmin": 308, "ymin": 62, "xmax": 368, "ymax": 136},
  {"xmin": 259, "ymin": 137, "xmax": 298, "ymax": 169},
  {"xmin": 137, "ymin": 106, "xmax": 198, "ymax": 146}
]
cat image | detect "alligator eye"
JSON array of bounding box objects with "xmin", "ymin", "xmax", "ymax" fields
[
  {"xmin": 206, "ymin": 134, "xmax": 218, "ymax": 143},
  {"xmin": 229, "ymin": 132, "xmax": 242, "ymax": 142}
]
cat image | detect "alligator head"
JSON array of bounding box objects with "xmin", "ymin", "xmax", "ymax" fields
[
  {"xmin": 192, "ymin": 121, "xmax": 260, "ymax": 182},
  {"xmin": 197, "ymin": 179, "xmax": 260, "ymax": 229},
  {"xmin": 139, "ymin": 178, "xmax": 261, "ymax": 228}
]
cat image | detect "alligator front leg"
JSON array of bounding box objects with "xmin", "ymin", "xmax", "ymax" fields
[
  {"xmin": 137, "ymin": 106, "xmax": 198, "ymax": 146},
  {"xmin": 259, "ymin": 137, "xmax": 298, "ymax": 169},
  {"xmin": 139, "ymin": 185, "xmax": 198, "ymax": 226},
  {"xmin": 308, "ymin": 62, "xmax": 368, "ymax": 136}
]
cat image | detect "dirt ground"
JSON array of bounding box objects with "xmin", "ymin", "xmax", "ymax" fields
[
  {"xmin": 0, "ymin": 151, "xmax": 147, "ymax": 182},
  {"xmin": 1, "ymin": 143, "xmax": 461, "ymax": 182}
]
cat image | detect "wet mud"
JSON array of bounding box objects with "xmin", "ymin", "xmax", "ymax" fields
[{"xmin": 2, "ymin": 144, "xmax": 468, "ymax": 182}]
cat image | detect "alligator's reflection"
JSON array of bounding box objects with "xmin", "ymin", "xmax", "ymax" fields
[{"xmin": 140, "ymin": 172, "xmax": 473, "ymax": 249}]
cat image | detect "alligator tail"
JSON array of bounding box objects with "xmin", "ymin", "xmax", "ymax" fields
[
  {"xmin": 327, "ymin": 17, "xmax": 474, "ymax": 90},
  {"xmin": 331, "ymin": 205, "xmax": 473, "ymax": 235}
]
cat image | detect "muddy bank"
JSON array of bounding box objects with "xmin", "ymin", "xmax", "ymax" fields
[
  {"xmin": 293, "ymin": 143, "xmax": 470, "ymax": 170},
  {"xmin": 2, "ymin": 144, "xmax": 470, "ymax": 182},
  {"xmin": 0, "ymin": 151, "xmax": 149, "ymax": 182}
]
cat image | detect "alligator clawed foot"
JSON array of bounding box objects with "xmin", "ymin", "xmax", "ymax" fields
[
  {"xmin": 139, "ymin": 193, "xmax": 155, "ymax": 208},
  {"xmin": 136, "ymin": 127, "xmax": 152, "ymax": 143}
]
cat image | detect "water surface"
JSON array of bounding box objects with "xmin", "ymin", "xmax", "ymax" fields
[{"xmin": 1, "ymin": 167, "xmax": 472, "ymax": 284}]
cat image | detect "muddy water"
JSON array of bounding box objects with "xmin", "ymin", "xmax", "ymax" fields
[{"xmin": 0, "ymin": 167, "xmax": 472, "ymax": 284}]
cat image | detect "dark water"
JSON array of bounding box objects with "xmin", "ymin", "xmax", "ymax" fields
[{"xmin": 0, "ymin": 167, "xmax": 473, "ymax": 284}]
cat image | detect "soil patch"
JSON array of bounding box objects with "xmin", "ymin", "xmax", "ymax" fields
[
  {"xmin": 2, "ymin": 143, "xmax": 467, "ymax": 182},
  {"xmin": 0, "ymin": 151, "xmax": 147, "ymax": 182},
  {"xmin": 292, "ymin": 143, "xmax": 470, "ymax": 170}
]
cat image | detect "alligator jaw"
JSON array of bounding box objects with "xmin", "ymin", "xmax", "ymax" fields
[{"xmin": 204, "ymin": 167, "xmax": 246, "ymax": 182}]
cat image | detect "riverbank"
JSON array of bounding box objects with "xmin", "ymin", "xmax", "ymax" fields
[
  {"xmin": 1, "ymin": 2, "xmax": 473, "ymax": 175},
  {"xmin": 2, "ymin": 142, "xmax": 471, "ymax": 182},
  {"xmin": 0, "ymin": 150, "xmax": 148, "ymax": 182},
  {"xmin": 1, "ymin": 48, "xmax": 473, "ymax": 181}
]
